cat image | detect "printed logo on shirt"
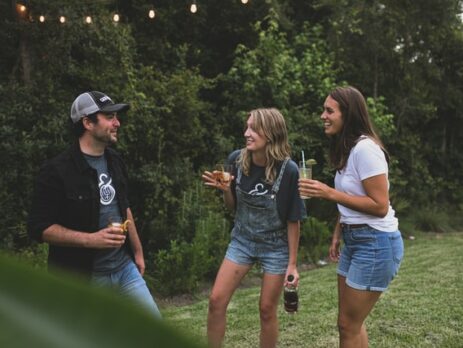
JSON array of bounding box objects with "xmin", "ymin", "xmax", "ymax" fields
[
  {"xmin": 99, "ymin": 173, "xmax": 116, "ymax": 205},
  {"xmin": 248, "ymin": 183, "xmax": 268, "ymax": 196}
]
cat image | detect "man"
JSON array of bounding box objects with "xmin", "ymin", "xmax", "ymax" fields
[{"xmin": 27, "ymin": 91, "xmax": 161, "ymax": 318}]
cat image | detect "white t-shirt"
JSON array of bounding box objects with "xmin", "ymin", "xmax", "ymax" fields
[{"xmin": 334, "ymin": 137, "xmax": 399, "ymax": 232}]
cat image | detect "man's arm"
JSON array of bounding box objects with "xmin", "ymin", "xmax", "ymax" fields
[
  {"xmin": 42, "ymin": 224, "xmax": 126, "ymax": 248},
  {"xmin": 126, "ymin": 208, "xmax": 146, "ymax": 275}
]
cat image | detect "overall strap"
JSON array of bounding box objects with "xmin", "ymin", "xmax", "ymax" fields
[
  {"xmin": 272, "ymin": 158, "xmax": 290, "ymax": 194},
  {"xmin": 236, "ymin": 165, "xmax": 243, "ymax": 185}
]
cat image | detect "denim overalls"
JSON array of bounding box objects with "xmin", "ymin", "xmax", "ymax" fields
[{"xmin": 225, "ymin": 158, "xmax": 290, "ymax": 274}]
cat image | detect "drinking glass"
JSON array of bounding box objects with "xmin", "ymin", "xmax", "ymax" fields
[
  {"xmin": 213, "ymin": 164, "xmax": 233, "ymax": 185},
  {"xmin": 299, "ymin": 161, "xmax": 312, "ymax": 200},
  {"xmin": 108, "ymin": 216, "xmax": 129, "ymax": 233}
]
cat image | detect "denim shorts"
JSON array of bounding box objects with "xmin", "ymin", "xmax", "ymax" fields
[
  {"xmin": 225, "ymin": 229, "xmax": 289, "ymax": 275},
  {"xmin": 337, "ymin": 226, "xmax": 404, "ymax": 292}
]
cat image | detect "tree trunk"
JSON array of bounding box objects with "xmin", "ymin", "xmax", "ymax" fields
[{"xmin": 20, "ymin": 31, "xmax": 32, "ymax": 86}]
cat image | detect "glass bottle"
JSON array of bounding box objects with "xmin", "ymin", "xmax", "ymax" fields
[{"xmin": 284, "ymin": 274, "xmax": 298, "ymax": 314}]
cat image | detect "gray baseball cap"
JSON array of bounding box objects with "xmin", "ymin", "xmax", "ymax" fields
[{"xmin": 70, "ymin": 91, "xmax": 130, "ymax": 123}]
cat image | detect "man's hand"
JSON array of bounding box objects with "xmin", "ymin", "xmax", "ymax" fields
[
  {"xmin": 86, "ymin": 227, "xmax": 126, "ymax": 248},
  {"xmin": 134, "ymin": 252, "xmax": 146, "ymax": 275}
]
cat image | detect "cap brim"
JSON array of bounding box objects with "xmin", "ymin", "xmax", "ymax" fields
[{"xmin": 99, "ymin": 103, "xmax": 130, "ymax": 114}]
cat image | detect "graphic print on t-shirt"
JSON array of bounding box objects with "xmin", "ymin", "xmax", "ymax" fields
[
  {"xmin": 248, "ymin": 183, "xmax": 268, "ymax": 196},
  {"xmin": 99, "ymin": 173, "xmax": 116, "ymax": 205}
]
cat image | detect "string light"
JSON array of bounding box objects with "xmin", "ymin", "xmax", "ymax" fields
[
  {"xmin": 112, "ymin": 0, "xmax": 121, "ymax": 23},
  {"xmin": 15, "ymin": 3, "xmax": 28, "ymax": 19},
  {"xmin": 190, "ymin": 1, "xmax": 197, "ymax": 14},
  {"xmin": 15, "ymin": 0, "xmax": 256, "ymax": 25}
]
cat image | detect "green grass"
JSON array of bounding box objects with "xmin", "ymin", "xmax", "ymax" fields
[{"xmin": 163, "ymin": 233, "xmax": 463, "ymax": 347}]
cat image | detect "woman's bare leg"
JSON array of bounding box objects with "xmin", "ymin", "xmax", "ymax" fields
[
  {"xmin": 207, "ymin": 259, "xmax": 251, "ymax": 348},
  {"xmin": 258, "ymin": 273, "xmax": 285, "ymax": 348},
  {"xmin": 337, "ymin": 275, "xmax": 381, "ymax": 348}
]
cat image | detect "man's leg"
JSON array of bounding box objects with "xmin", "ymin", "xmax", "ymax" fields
[{"xmin": 119, "ymin": 261, "xmax": 162, "ymax": 318}]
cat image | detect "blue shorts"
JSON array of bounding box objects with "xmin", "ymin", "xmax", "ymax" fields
[
  {"xmin": 337, "ymin": 226, "xmax": 404, "ymax": 292},
  {"xmin": 225, "ymin": 229, "xmax": 289, "ymax": 275}
]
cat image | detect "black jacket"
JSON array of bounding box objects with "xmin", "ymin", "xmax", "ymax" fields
[{"xmin": 27, "ymin": 141, "xmax": 131, "ymax": 276}]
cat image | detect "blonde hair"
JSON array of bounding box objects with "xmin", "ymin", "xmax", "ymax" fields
[{"xmin": 237, "ymin": 108, "xmax": 291, "ymax": 183}]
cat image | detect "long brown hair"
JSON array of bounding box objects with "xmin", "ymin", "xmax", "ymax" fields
[
  {"xmin": 328, "ymin": 86, "xmax": 389, "ymax": 171},
  {"xmin": 237, "ymin": 108, "xmax": 291, "ymax": 183}
]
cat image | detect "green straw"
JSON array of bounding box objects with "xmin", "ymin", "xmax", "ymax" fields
[{"xmin": 302, "ymin": 150, "xmax": 306, "ymax": 170}]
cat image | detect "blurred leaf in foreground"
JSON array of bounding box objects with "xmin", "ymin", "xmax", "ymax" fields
[{"xmin": 0, "ymin": 254, "xmax": 204, "ymax": 348}]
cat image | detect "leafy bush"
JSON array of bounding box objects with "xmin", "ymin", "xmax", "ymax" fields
[
  {"xmin": 151, "ymin": 180, "xmax": 231, "ymax": 296},
  {"xmin": 298, "ymin": 216, "xmax": 331, "ymax": 264},
  {"xmin": 153, "ymin": 240, "xmax": 198, "ymax": 296},
  {"xmin": 408, "ymin": 207, "xmax": 453, "ymax": 233},
  {"xmin": 190, "ymin": 211, "xmax": 230, "ymax": 280}
]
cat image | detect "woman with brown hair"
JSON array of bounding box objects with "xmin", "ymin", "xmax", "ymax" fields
[{"xmin": 299, "ymin": 86, "xmax": 404, "ymax": 347}]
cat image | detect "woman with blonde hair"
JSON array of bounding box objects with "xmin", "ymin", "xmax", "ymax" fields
[{"xmin": 202, "ymin": 108, "xmax": 306, "ymax": 348}]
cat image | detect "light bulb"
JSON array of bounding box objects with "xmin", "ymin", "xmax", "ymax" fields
[
  {"xmin": 39, "ymin": 15, "xmax": 45, "ymax": 22},
  {"xmin": 190, "ymin": 3, "xmax": 197, "ymax": 13},
  {"xmin": 241, "ymin": 0, "xmax": 249, "ymax": 3},
  {"xmin": 113, "ymin": 13, "xmax": 120, "ymax": 22},
  {"xmin": 149, "ymin": 9, "xmax": 155, "ymax": 19},
  {"xmin": 85, "ymin": 16, "xmax": 92, "ymax": 24},
  {"xmin": 19, "ymin": 5, "xmax": 26, "ymax": 12},
  {"xmin": 59, "ymin": 16, "xmax": 66, "ymax": 23}
]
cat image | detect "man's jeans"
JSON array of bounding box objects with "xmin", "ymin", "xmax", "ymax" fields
[{"xmin": 92, "ymin": 261, "xmax": 161, "ymax": 318}]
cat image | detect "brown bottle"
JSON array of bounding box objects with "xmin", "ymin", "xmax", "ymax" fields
[{"xmin": 284, "ymin": 274, "xmax": 298, "ymax": 314}]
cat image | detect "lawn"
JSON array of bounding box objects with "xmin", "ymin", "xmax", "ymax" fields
[{"xmin": 163, "ymin": 233, "xmax": 463, "ymax": 347}]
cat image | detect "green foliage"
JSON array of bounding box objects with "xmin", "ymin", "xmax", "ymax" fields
[
  {"xmin": 366, "ymin": 97, "xmax": 396, "ymax": 141},
  {"xmin": 154, "ymin": 240, "xmax": 198, "ymax": 296},
  {"xmin": 406, "ymin": 207, "xmax": 455, "ymax": 233},
  {"xmin": 298, "ymin": 216, "xmax": 331, "ymax": 264},
  {"xmin": 0, "ymin": 83, "xmax": 67, "ymax": 248},
  {"xmin": 320, "ymin": 0, "xmax": 463, "ymax": 208},
  {"xmin": 153, "ymin": 208, "xmax": 230, "ymax": 297},
  {"xmin": 5, "ymin": 243, "xmax": 49, "ymax": 271},
  {"xmin": 219, "ymin": 16, "xmax": 338, "ymax": 191},
  {"xmin": 190, "ymin": 210, "xmax": 230, "ymax": 280},
  {"xmin": 152, "ymin": 181, "xmax": 230, "ymax": 296}
]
